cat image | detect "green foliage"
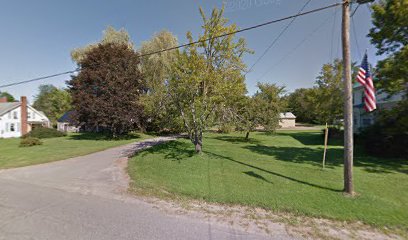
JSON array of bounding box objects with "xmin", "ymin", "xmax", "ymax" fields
[
  {"xmin": 360, "ymin": 100, "xmax": 408, "ymax": 158},
  {"xmin": 71, "ymin": 26, "xmax": 134, "ymax": 63},
  {"xmin": 368, "ymin": 0, "xmax": 408, "ymax": 55},
  {"xmin": 68, "ymin": 43, "xmax": 144, "ymax": 137},
  {"xmin": 168, "ymin": 6, "xmax": 250, "ymax": 152},
  {"xmin": 369, "ymin": 0, "xmax": 408, "ymax": 96},
  {"xmin": 33, "ymin": 85, "xmax": 72, "ymax": 123},
  {"xmin": 139, "ymin": 30, "xmax": 183, "ymax": 132},
  {"xmin": 19, "ymin": 137, "xmax": 43, "ymax": 147},
  {"xmin": 0, "ymin": 92, "xmax": 15, "ymax": 102},
  {"xmin": 287, "ymin": 59, "xmax": 358, "ymax": 125},
  {"xmin": 23, "ymin": 127, "xmax": 66, "ymax": 139},
  {"xmin": 236, "ymin": 83, "xmax": 285, "ymax": 139}
]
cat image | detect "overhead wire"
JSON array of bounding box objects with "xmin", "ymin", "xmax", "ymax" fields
[
  {"xmin": 0, "ymin": 2, "xmax": 343, "ymax": 89},
  {"xmin": 245, "ymin": 0, "xmax": 313, "ymax": 76},
  {"xmin": 256, "ymin": 12, "xmax": 335, "ymax": 82}
]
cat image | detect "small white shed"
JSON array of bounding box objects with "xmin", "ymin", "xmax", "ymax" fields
[{"xmin": 279, "ymin": 112, "xmax": 296, "ymax": 128}]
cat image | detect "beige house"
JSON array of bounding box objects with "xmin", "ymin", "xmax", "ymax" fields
[{"xmin": 279, "ymin": 112, "xmax": 296, "ymax": 128}]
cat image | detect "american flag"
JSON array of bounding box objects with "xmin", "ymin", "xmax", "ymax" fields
[{"xmin": 356, "ymin": 53, "xmax": 376, "ymax": 112}]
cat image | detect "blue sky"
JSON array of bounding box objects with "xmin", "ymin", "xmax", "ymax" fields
[{"xmin": 0, "ymin": 0, "xmax": 380, "ymax": 102}]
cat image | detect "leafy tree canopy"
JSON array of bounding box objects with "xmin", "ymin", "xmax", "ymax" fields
[
  {"xmin": 33, "ymin": 85, "xmax": 72, "ymax": 123},
  {"xmin": 68, "ymin": 43, "xmax": 144, "ymax": 137},
  {"xmin": 71, "ymin": 26, "xmax": 134, "ymax": 63},
  {"xmin": 0, "ymin": 91, "xmax": 15, "ymax": 102}
]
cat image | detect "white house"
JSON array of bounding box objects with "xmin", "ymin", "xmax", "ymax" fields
[
  {"xmin": 279, "ymin": 112, "xmax": 296, "ymax": 128},
  {"xmin": 353, "ymin": 83, "xmax": 405, "ymax": 132},
  {"xmin": 0, "ymin": 96, "xmax": 50, "ymax": 138}
]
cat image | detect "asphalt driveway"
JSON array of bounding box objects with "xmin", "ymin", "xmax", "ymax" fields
[{"xmin": 0, "ymin": 137, "xmax": 290, "ymax": 240}]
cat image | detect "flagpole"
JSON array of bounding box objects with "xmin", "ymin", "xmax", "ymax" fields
[{"xmin": 342, "ymin": 0, "xmax": 354, "ymax": 195}]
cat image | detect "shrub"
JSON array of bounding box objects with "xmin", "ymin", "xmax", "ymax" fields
[
  {"xmin": 20, "ymin": 137, "xmax": 43, "ymax": 147},
  {"xmin": 322, "ymin": 126, "xmax": 343, "ymax": 139},
  {"xmin": 23, "ymin": 127, "xmax": 66, "ymax": 139},
  {"xmin": 359, "ymin": 100, "xmax": 408, "ymax": 159}
]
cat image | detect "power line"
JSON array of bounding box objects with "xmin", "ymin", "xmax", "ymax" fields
[
  {"xmin": 256, "ymin": 12, "xmax": 335, "ymax": 82},
  {"xmin": 351, "ymin": 16, "xmax": 362, "ymax": 59},
  {"xmin": 330, "ymin": 5, "xmax": 338, "ymax": 61},
  {"xmin": 245, "ymin": 0, "xmax": 313, "ymax": 75},
  {"xmin": 0, "ymin": 2, "xmax": 343, "ymax": 89}
]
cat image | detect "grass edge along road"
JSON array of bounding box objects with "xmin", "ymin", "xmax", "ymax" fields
[
  {"xmin": 0, "ymin": 132, "xmax": 151, "ymax": 169},
  {"xmin": 128, "ymin": 130, "xmax": 408, "ymax": 229}
]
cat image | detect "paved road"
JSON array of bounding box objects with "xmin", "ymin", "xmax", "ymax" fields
[{"xmin": 0, "ymin": 137, "xmax": 290, "ymax": 240}]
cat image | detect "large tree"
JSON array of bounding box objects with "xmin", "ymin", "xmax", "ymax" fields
[
  {"xmin": 368, "ymin": 0, "xmax": 408, "ymax": 95},
  {"xmin": 33, "ymin": 85, "xmax": 72, "ymax": 123},
  {"xmin": 169, "ymin": 7, "xmax": 250, "ymax": 152},
  {"xmin": 71, "ymin": 26, "xmax": 134, "ymax": 63},
  {"xmin": 139, "ymin": 30, "xmax": 182, "ymax": 132},
  {"xmin": 68, "ymin": 43, "xmax": 144, "ymax": 137},
  {"xmin": 237, "ymin": 83, "xmax": 285, "ymax": 140}
]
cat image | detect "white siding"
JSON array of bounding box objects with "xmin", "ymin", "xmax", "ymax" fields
[{"xmin": 0, "ymin": 107, "xmax": 22, "ymax": 138}]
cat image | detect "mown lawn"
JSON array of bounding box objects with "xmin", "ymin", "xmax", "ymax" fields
[
  {"xmin": 0, "ymin": 132, "xmax": 151, "ymax": 169},
  {"xmin": 128, "ymin": 130, "xmax": 408, "ymax": 228}
]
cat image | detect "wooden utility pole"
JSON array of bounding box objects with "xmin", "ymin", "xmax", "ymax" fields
[{"xmin": 342, "ymin": 0, "xmax": 354, "ymax": 195}]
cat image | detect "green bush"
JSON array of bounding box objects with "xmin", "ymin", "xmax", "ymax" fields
[
  {"xmin": 322, "ymin": 126, "xmax": 343, "ymax": 139},
  {"xmin": 23, "ymin": 127, "xmax": 66, "ymax": 139},
  {"xmin": 20, "ymin": 137, "xmax": 43, "ymax": 147},
  {"xmin": 360, "ymin": 100, "xmax": 408, "ymax": 159}
]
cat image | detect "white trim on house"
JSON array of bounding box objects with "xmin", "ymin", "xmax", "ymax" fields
[{"xmin": 0, "ymin": 103, "xmax": 50, "ymax": 138}]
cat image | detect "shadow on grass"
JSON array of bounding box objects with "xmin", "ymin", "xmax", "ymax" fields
[
  {"xmin": 243, "ymin": 171, "xmax": 273, "ymax": 184},
  {"xmin": 244, "ymin": 144, "xmax": 408, "ymax": 175},
  {"xmin": 205, "ymin": 151, "xmax": 342, "ymax": 192},
  {"xmin": 68, "ymin": 132, "xmax": 142, "ymax": 141},
  {"xmin": 139, "ymin": 140, "xmax": 195, "ymax": 162},
  {"xmin": 213, "ymin": 135, "xmax": 261, "ymax": 145},
  {"xmin": 276, "ymin": 131, "xmax": 343, "ymax": 146}
]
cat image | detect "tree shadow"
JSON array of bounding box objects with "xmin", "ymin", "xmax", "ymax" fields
[
  {"xmin": 276, "ymin": 131, "xmax": 343, "ymax": 146},
  {"xmin": 244, "ymin": 144, "xmax": 408, "ymax": 175},
  {"xmin": 68, "ymin": 132, "xmax": 142, "ymax": 141},
  {"xmin": 213, "ymin": 135, "xmax": 261, "ymax": 145},
  {"xmin": 139, "ymin": 140, "xmax": 195, "ymax": 162},
  {"xmin": 244, "ymin": 144, "xmax": 341, "ymax": 168},
  {"xmin": 243, "ymin": 171, "xmax": 273, "ymax": 184},
  {"xmin": 204, "ymin": 151, "xmax": 342, "ymax": 192}
]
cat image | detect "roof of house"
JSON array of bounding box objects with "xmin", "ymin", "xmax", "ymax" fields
[
  {"xmin": 280, "ymin": 112, "xmax": 296, "ymax": 119},
  {"xmin": 58, "ymin": 111, "xmax": 75, "ymax": 123},
  {"xmin": 0, "ymin": 102, "xmax": 20, "ymax": 116}
]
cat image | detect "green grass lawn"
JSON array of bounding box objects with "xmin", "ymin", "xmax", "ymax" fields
[
  {"xmin": 0, "ymin": 132, "xmax": 151, "ymax": 169},
  {"xmin": 128, "ymin": 130, "xmax": 408, "ymax": 228}
]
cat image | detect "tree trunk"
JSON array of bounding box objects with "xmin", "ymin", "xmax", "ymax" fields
[
  {"xmin": 193, "ymin": 130, "xmax": 203, "ymax": 153},
  {"xmin": 245, "ymin": 131, "xmax": 250, "ymax": 140}
]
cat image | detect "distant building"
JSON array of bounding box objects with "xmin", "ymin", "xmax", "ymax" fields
[
  {"xmin": 0, "ymin": 96, "xmax": 50, "ymax": 138},
  {"xmin": 57, "ymin": 111, "xmax": 79, "ymax": 133},
  {"xmin": 279, "ymin": 112, "xmax": 296, "ymax": 128},
  {"xmin": 353, "ymin": 83, "xmax": 405, "ymax": 132}
]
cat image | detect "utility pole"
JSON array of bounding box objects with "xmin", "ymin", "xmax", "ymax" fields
[{"xmin": 342, "ymin": 0, "xmax": 354, "ymax": 195}]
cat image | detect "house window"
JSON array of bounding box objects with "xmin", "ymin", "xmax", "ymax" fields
[
  {"xmin": 13, "ymin": 111, "xmax": 18, "ymax": 119},
  {"xmin": 27, "ymin": 111, "xmax": 31, "ymax": 119},
  {"xmin": 10, "ymin": 123, "xmax": 15, "ymax": 132}
]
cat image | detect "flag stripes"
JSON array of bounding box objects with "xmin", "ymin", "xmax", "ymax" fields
[{"xmin": 356, "ymin": 53, "xmax": 376, "ymax": 112}]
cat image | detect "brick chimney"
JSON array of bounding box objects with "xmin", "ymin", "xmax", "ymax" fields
[
  {"xmin": 0, "ymin": 97, "xmax": 7, "ymax": 103},
  {"xmin": 21, "ymin": 96, "xmax": 28, "ymax": 135}
]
